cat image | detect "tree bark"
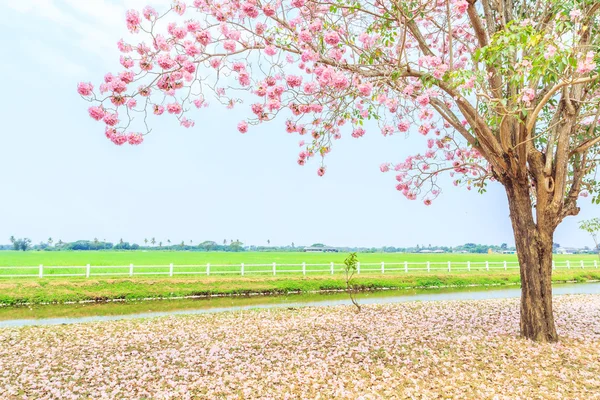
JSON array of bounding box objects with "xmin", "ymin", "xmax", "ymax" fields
[{"xmin": 505, "ymin": 181, "xmax": 558, "ymax": 342}]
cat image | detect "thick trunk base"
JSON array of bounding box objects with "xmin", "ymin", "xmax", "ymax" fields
[{"xmin": 505, "ymin": 182, "xmax": 558, "ymax": 342}]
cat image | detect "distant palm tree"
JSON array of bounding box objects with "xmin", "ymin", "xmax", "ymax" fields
[
  {"xmin": 144, "ymin": 238, "xmax": 148, "ymax": 246},
  {"xmin": 48, "ymin": 237, "xmax": 53, "ymax": 246},
  {"xmin": 223, "ymin": 239, "xmax": 227, "ymax": 245},
  {"xmin": 167, "ymin": 239, "xmax": 171, "ymax": 245},
  {"xmin": 119, "ymin": 238, "xmax": 124, "ymax": 244},
  {"xmin": 189, "ymin": 240, "xmax": 193, "ymax": 245},
  {"xmin": 159, "ymin": 241, "xmax": 163, "ymax": 247},
  {"xmin": 151, "ymin": 237, "xmax": 156, "ymax": 246},
  {"xmin": 291, "ymin": 242, "xmax": 295, "ymax": 248},
  {"xmin": 9, "ymin": 236, "xmax": 15, "ymax": 244},
  {"xmin": 181, "ymin": 240, "xmax": 185, "ymax": 247},
  {"xmin": 58, "ymin": 239, "xmax": 63, "ymax": 246},
  {"xmin": 267, "ymin": 239, "xmax": 270, "ymax": 245}
]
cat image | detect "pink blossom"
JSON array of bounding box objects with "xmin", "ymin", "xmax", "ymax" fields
[
  {"xmin": 110, "ymin": 95, "xmax": 126, "ymax": 106},
  {"xmin": 195, "ymin": 30, "xmax": 211, "ymax": 46},
  {"xmin": 262, "ymin": 4, "xmax": 276, "ymax": 16},
  {"xmin": 167, "ymin": 102, "xmax": 183, "ymax": 114},
  {"xmin": 381, "ymin": 125, "xmax": 394, "ymax": 136},
  {"xmin": 255, "ymin": 22, "xmax": 267, "ymax": 35},
  {"xmin": 242, "ymin": 2, "xmax": 259, "ymax": 18},
  {"xmin": 416, "ymin": 94, "xmax": 430, "ymax": 107},
  {"xmin": 127, "ymin": 133, "xmax": 144, "ymax": 145},
  {"xmin": 153, "ymin": 105, "xmax": 165, "ymax": 115},
  {"xmin": 380, "ymin": 163, "xmax": 390, "ymax": 172},
  {"xmin": 577, "ymin": 51, "xmax": 597, "ymax": 74},
  {"xmin": 238, "ymin": 121, "xmax": 248, "ymax": 133},
  {"xmin": 126, "ymin": 9, "xmax": 141, "ymax": 33},
  {"xmin": 223, "ymin": 40, "xmax": 236, "ymax": 53},
  {"xmin": 397, "ymin": 120, "xmax": 410, "ymax": 132},
  {"xmin": 111, "ymin": 134, "xmax": 128, "ymax": 146},
  {"xmin": 324, "ymin": 31, "xmax": 340, "ymax": 46},
  {"xmin": 520, "ymin": 88, "xmax": 536, "ymax": 105},
  {"xmin": 544, "ymin": 45, "xmax": 557, "ymax": 59},
  {"xmin": 173, "ymin": 0, "xmax": 186, "ymax": 15},
  {"xmin": 181, "ymin": 118, "xmax": 195, "ymax": 128},
  {"xmin": 77, "ymin": 82, "xmax": 94, "ymax": 96},
  {"xmin": 454, "ymin": 0, "xmax": 469, "ymax": 14},
  {"xmin": 193, "ymin": 98, "xmax": 206, "ymax": 108},
  {"xmin": 88, "ymin": 106, "xmax": 105, "ymax": 121},
  {"xmin": 117, "ymin": 39, "xmax": 132, "ymax": 53},
  {"xmin": 352, "ymin": 128, "xmax": 365, "ymax": 138},
  {"xmin": 317, "ymin": 166, "xmax": 326, "ymax": 176},
  {"xmin": 126, "ymin": 98, "xmax": 137, "ymax": 109},
  {"xmin": 570, "ymin": 9, "xmax": 582, "ymax": 22},
  {"xmin": 286, "ymin": 75, "xmax": 302, "ymax": 88},
  {"xmin": 142, "ymin": 6, "xmax": 158, "ymax": 20},
  {"xmin": 157, "ymin": 54, "xmax": 176, "ymax": 70},
  {"xmin": 264, "ymin": 45, "xmax": 277, "ymax": 56},
  {"xmin": 210, "ymin": 58, "xmax": 221, "ymax": 69},
  {"xmin": 103, "ymin": 112, "xmax": 119, "ymax": 126},
  {"xmin": 357, "ymin": 83, "xmax": 372, "ymax": 97},
  {"xmin": 424, "ymin": 199, "xmax": 432, "ymax": 206}
]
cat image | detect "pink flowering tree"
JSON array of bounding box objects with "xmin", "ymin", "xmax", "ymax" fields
[{"xmin": 79, "ymin": 0, "xmax": 600, "ymax": 342}]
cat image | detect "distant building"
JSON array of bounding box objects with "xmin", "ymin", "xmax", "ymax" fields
[
  {"xmin": 303, "ymin": 246, "xmax": 339, "ymax": 253},
  {"xmin": 556, "ymin": 247, "xmax": 576, "ymax": 255},
  {"xmin": 432, "ymin": 249, "xmax": 445, "ymax": 253},
  {"xmin": 502, "ymin": 250, "xmax": 516, "ymax": 254}
]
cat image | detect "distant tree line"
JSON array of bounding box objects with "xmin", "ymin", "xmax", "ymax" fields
[{"xmin": 3, "ymin": 237, "xmax": 593, "ymax": 254}]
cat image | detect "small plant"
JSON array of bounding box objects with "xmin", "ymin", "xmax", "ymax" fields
[
  {"xmin": 579, "ymin": 218, "xmax": 600, "ymax": 260},
  {"xmin": 343, "ymin": 252, "xmax": 361, "ymax": 313}
]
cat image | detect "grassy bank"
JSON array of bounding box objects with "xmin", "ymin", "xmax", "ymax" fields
[{"xmin": 1, "ymin": 270, "xmax": 599, "ymax": 305}]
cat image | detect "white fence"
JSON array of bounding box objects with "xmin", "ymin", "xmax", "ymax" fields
[{"xmin": 0, "ymin": 260, "xmax": 598, "ymax": 279}]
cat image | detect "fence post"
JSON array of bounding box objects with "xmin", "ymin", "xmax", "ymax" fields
[
  {"xmin": 39, "ymin": 264, "xmax": 43, "ymax": 279},
  {"xmin": 129, "ymin": 264, "xmax": 134, "ymax": 277},
  {"xmin": 273, "ymin": 262, "xmax": 276, "ymax": 276},
  {"xmin": 302, "ymin": 262, "xmax": 306, "ymax": 276},
  {"xmin": 169, "ymin": 263, "xmax": 173, "ymax": 277},
  {"xmin": 330, "ymin": 262, "xmax": 334, "ymax": 275},
  {"xmin": 86, "ymin": 264, "xmax": 91, "ymax": 278},
  {"xmin": 448, "ymin": 261, "xmax": 451, "ymax": 272},
  {"xmin": 381, "ymin": 261, "xmax": 385, "ymax": 274},
  {"xmin": 241, "ymin": 263, "xmax": 245, "ymax": 276},
  {"xmin": 404, "ymin": 261, "xmax": 408, "ymax": 273},
  {"xmin": 566, "ymin": 260, "xmax": 570, "ymax": 269},
  {"xmin": 357, "ymin": 262, "xmax": 360, "ymax": 274},
  {"xmin": 467, "ymin": 261, "xmax": 470, "ymax": 271},
  {"xmin": 486, "ymin": 261, "xmax": 489, "ymax": 271},
  {"xmin": 581, "ymin": 260, "xmax": 584, "ymax": 269},
  {"xmin": 504, "ymin": 261, "xmax": 507, "ymax": 271},
  {"xmin": 427, "ymin": 261, "xmax": 430, "ymax": 273},
  {"xmin": 207, "ymin": 263, "xmax": 210, "ymax": 276}
]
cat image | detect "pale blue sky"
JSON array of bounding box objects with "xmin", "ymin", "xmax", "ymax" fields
[{"xmin": 0, "ymin": 0, "xmax": 596, "ymax": 248}]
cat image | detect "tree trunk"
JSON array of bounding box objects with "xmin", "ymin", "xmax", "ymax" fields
[{"xmin": 505, "ymin": 182, "xmax": 558, "ymax": 342}]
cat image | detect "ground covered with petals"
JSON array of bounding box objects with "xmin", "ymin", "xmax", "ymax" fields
[{"xmin": 1, "ymin": 295, "xmax": 599, "ymax": 399}]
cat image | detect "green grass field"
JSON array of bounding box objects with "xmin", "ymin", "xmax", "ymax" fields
[
  {"xmin": 0, "ymin": 251, "xmax": 597, "ymax": 279},
  {"xmin": 1, "ymin": 250, "xmax": 597, "ymax": 266}
]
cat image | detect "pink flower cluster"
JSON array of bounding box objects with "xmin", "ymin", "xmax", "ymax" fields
[{"xmin": 577, "ymin": 51, "xmax": 597, "ymax": 75}]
